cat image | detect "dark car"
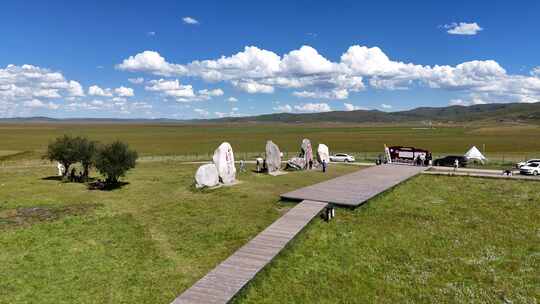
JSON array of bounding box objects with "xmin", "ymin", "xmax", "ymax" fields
[{"xmin": 433, "ymin": 155, "xmax": 468, "ymax": 167}]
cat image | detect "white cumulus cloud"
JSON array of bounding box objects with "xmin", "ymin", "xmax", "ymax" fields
[
  {"xmin": 128, "ymin": 77, "xmax": 145, "ymax": 84},
  {"xmin": 445, "ymin": 22, "xmax": 483, "ymax": 35},
  {"xmin": 145, "ymin": 79, "xmax": 223, "ymax": 102},
  {"xmin": 0, "ymin": 64, "xmax": 86, "ymax": 115},
  {"xmin": 182, "ymin": 17, "xmax": 199, "ymax": 25},
  {"xmin": 116, "ymin": 51, "xmax": 187, "ymax": 76},
  {"xmin": 194, "ymin": 108, "xmax": 209, "ymax": 117},
  {"xmin": 343, "ymin": 103, "xmax": 364, "ymax": 111},
  {"xmin": 118, "ymin": 44, "xmax": 540, "ymax": 105},
  {"xmin": 88, "ymin": 85, "xmax": 113, "ymax": 97},
  {"xmin": 232, "ymin": 80, "xmax": 274, "ymax": 94},
  {"xmin": 294, "ymin": 103, "xmax": 332, "ymax": 113},
  {"xmin": 531, "ymin": 66, "xmax": 540, "ymax": 78},
  {"xmin": 114, "ymin": 86, "xmax": 134, "ymax": 97},
  {"xmin": 273, "ymin": 104, "xmax": 293, "ymax": 113},
  {"xmin": 24, "ymin": 99, "xmax": 59, "ymax": 110}
]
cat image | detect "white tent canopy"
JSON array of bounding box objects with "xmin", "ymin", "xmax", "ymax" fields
[{"xmin": 464, "ymin": 146, "xmax": 487, "ymax": 163}]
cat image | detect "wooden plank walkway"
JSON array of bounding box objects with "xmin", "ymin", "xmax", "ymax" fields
[
  {"xmin": 281, "ymin": 164, "xmax": 428, "ymax": 206},
  {"xmin": 171, "ymin": 200, "xmax": 328, "ymax": 304}
]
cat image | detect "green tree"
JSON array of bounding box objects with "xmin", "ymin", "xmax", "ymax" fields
[
  {"xmin": 75, "ymin": 137, "xmax": 98, "ymax": 180},
  {"xmin": 45, "ymin": 135, "xmax": 80, "ymax": 177},
  {"xmin": 94, "ymin": 141, "xmax": 138, "ymax": 184}
]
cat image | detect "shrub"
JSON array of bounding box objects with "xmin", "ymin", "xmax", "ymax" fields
[
  {"xmin": 75, "ymin": 137, "xmax": 98, "ymax": 179},
  {"xmin": 94, "ymin": 141, "xmax": 138, "ymax": 184},
  {"xmin": 45, "ymin": 135, "xmax": 80, "ymax": 177}
]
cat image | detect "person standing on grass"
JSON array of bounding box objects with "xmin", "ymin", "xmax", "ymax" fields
[
  {"xmin": 240, "ymin": 159, "xmax": 246, "ymax": 172},
  {"xmin": 322, "ymin": 160, "xmax": 327, "ymax": 173}
]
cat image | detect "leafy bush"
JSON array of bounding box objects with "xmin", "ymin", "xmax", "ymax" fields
[
  {"xmin": 94, "ymin": 141, "xmax": 138, "ymax": 184},
  {"xmin": 45, "ymin": 135, "xmax": 80, "ymax": 177},
  {"xmin": 75, "ymin": 137, "xmax": 98, "ymax": 179}
]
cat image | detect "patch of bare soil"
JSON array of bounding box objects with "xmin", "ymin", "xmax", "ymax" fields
[{"xmin": 0, "ymin": 203, "xmax": 101, "ymax": 229}]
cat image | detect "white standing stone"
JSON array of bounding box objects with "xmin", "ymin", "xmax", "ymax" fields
[
  {"xmin": 265, "ymin": 141, "xmax": 281, "ymax": 173},
  {"xmin": 317, "ymin": 144, "xmax": 330, "ymax": 164},
  {"xmin": 195, "ymin": 164, "xmax": 220, "ymax": 188},
  {"xmin": 212, "ymin": 142, "xmax": 236, "ymax": 184},
  {"xmin": 57, "ymin": 162, "xmax": 65, "ymax": 176},
  {"xmin": 301, "ymin": 138, "xmax": 313, "ymax": 167}
]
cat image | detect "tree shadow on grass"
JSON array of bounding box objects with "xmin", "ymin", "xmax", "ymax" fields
[
  {"xmin": 42, "ymin": 176, "xmax": 97, "ymax": 183},
  {"xmin": 41, "ymin": 176, "xmax": 63, "ymax": 181},
  {"xmin": 87, "ymin": 181, "xmax": 130, "ymax": 191}
]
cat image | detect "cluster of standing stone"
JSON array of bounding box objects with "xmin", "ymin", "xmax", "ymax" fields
[
  {"xmin": 286, "ymin": 139, "xmax": 329, "ymax": 171},
  {"xmin": 195, "ymin": 142, "xmax": 236, "ymax": 188},
  {"xmin": 195, "ymin": 139, "xmax": 330, "ymax": 187}
]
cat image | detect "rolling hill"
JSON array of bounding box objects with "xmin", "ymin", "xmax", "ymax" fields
[
  {"xmin": 1, "ymin": 102, "xmax": 540, "ymax": 124},
  {"xmin": 210, "ymin": 102, "xmax": 540, "ymax": 124}
]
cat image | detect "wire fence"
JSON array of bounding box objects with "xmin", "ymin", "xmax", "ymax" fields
[
  {"xmin": 138, "ymin": 151, "xmax": 540, "ymax": 163},
  {"xmin": 2, "ymin": 151, "xmax": 540, "ymax": 169}
]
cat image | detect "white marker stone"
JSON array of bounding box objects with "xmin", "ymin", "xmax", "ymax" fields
[
  {"xmin": 57, "ymin": 162, "xmax": 65, "ymax": 176},
  {"xmin": 195, "ymin": 164, "xmax": 220, "ymax": 188},
  {"xmin": 212, "ymin": 142, "xmax": 236, "ymax": 184},
  {"xmin": 317, "ymin": 143, "xmax": 330, "ymax": 164},
  {"xmin": 265, "ymin": 140, "xmax": 281, "ymax": 173}
]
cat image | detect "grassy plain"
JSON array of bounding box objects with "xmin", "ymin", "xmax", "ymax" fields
[
  {"xmin": 1, "ymin": 123, "xmax": 539, "ymax": 161},
  {"xmin": 0, "ymin": 161, "xmax": 358, "ymax": 303},
  {"xmin": 235, "ymin": 175, "xmax": 540, "ymax": 303},
  {"xmin": 1, "ymin": 122, "xmax": 539, "ymax": 303},
  {"xmin": 1, "ymin": 162, "xmax": 538, "ymax": 303}
]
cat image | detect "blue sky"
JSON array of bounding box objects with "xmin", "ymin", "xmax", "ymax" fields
[{"xmin": 1, "ymin": 0, "xmax": 540, "ymax": 118}]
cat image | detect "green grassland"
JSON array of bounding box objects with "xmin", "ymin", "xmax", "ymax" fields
[
  {"xmin": 1, "ymin": 123, "xmax": 539, "ymax": 160},
  {"xmin": 1, "ymin": 162, "xmax": 538, "ymax": 303},
  {"xmin": 0, "ymin": 161, "xmax": 358, "ymax": 304},
  {"xmin": 1, "ymin": 122, "xmax": 539, "ymax": 303},
  {"xmin": 234, "ymin": 175, "xmax": 540, "ymax": 303}
]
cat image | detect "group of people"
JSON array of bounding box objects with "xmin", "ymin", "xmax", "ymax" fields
[
  {"xmin": 254, "ymin": 158, "xmax": 267, "ymax": 173},
  {"xmin": 309, "ymin": 159, "xmax": 328, "ymax": 172},
  {"xmin": 414, "ymin": 153, "xmax": 433, "ymax": 166},
  {"xmin": 68, "ymin": 168, "xmax": 86, "ymax": 182}
]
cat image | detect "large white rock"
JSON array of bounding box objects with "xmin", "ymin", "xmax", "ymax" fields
[
  {"xmin": 265, "ymin": 140, "xmax": 281, "ymax": 173},
  {"xmin": 286, "ymin": 157, "xmax": 306, "ymax": 170},
  {"xmin": 212, "ymin": 142, "xmax": 236, "ymax": 184},
  {"xmin": 195, "ymin": 164, "xmax": 220, "ymax": 188},
  {"xmin": 301, "ymin": 138, "xmax": 313, "ymax": 167},
  {"xmin": 317, "ymin": 143, "xmax": 330, "ymax": 164}
]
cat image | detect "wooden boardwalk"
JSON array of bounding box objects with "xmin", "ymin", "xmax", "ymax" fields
[
  {"xmin": 171, "ymin": 200, "xmax": 328, "ymax": 304},
  {"xmin": 171, "ymin": 164, "xmax": 428, "ymax": 303},
  {"xmin": 281, "ymin": 164, "xmax": 428, "ymax": 206}
]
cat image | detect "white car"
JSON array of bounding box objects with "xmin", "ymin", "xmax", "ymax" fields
[
  {"xmin": 519, "ymin": 162, "xmax": 540, "ymax": 175},
  {"xmin": 329, "ymin": 153, "xmax": 355, "ymax": 162},
  {"xmin": 516, "ymin": 159, "xmax": 540, "ymax": 168}
]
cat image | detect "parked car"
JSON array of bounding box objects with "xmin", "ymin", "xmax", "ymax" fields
[
  {"xmin": 433, "ymin": 155, "xmax": 468, "ymax": 167},
  {"xmin": 329, "ymin": 153, "xmax": 355, "ymax": 162},
  {"xmin": 519, "ymin": 162, "xmax": 540, "ymax": 175},
  {"xmin": 516, "ymin": 159, "xmax": 540, "ymax": 168}
]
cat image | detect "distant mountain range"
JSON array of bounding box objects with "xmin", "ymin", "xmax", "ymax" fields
[{"xmin": 2, "ymin": 102, "xmax": 540, "ymax": 124}]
